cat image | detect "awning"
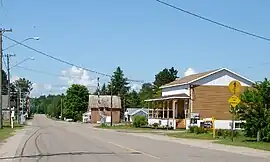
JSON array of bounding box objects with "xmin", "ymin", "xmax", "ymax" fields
[{"xmin": 144, "ymin": 94, "xmax": 190, "ymax": 102}]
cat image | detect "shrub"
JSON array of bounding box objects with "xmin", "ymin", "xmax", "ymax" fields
[
  {"xmin": 152, "ymin": 123, "xmax": 159, "ymax": 129},
  {"xmin": 215, "ymin": 129, "xmax": 239, "ymax": 138},
  {"xmin": 189, "ymin": 126, "xmax": 197, "ymax": 133},
  {"xmin": 195, "ymin": 127, "xmax": 208, "ymax": 134},
  {"xmin": 132, "ymin": 116, "xmax": 147, "ymax": 128}
]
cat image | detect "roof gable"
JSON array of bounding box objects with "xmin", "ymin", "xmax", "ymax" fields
[{"xmin": 161, "ymin": 68, "xmax": 254, "ymax": 88}]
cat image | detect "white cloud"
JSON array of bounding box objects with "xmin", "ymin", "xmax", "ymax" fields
[
  {"xmin": 184, "ymin": 68, "xmax": 196, "ymax": 76},
  {"xmin": 60, "ymin": 66, "xmax": 97, "ymax": 92},
  {"xmin": 31, "ymin": 83, "xmax": 53, "ymax": 97},
  {"xmin": 130, "ymin": 83, "xmax": 142, "ymax": 92}
]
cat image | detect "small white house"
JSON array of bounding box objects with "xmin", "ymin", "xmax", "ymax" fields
[{"xmin": 125, "ymin": 108, "xmax": 148, "ymax": 122}]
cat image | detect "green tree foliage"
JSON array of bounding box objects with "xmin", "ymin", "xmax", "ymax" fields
[
  {"xmin": 14, "ymin": 78, "xmax": 33, "ymax": 95},
  {"xmin": 100, "ymin": 83, "xmax": 107, "ymax": 95},
  {"xmin": 152, "ymin": 67, "xmax": 178, "ymax": 98},
  {"xmin": 126, "ymin": 90, "xmax": 141, "ymax": 108},
  {"xmin": 153, "ymin": 67, "xmax": 178, "ymax": 87},
  {"xmin": 107, "ymin": 67, "xmax": 130, "ymax": 119},
  {"xmin": 31, "ymin": 94, "xmax": 63, "ymax": 117},
  {"xmin": 138, "ymin": 83, "xmax": 154, "ymax": 107},
  {"xmin": 63, "ymin": 84, "xmax": 89, "ymax": 121},
  {"xmin": 132, "ymin": 115, "xmax": 147, "ymax": 128},
  {"xmin": 236, "ymin": 79, "xmax": 270, "ymax": 142}
]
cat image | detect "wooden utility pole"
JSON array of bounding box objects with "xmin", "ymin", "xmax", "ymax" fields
[
  {"xmin": 0, "ymin": 28, "xmax": 12, "ymax": 129},
  {"xmin": 5, "ymin": 53, "xmax": 15, "ymax": 124}
]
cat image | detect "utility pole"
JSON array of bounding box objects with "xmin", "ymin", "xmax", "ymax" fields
[
  {"xmin": 0, "ymin": 28, "xmax": 12, "ymax": 129},
  {"xmin": 60, "ymin": 97, "xmax": 63, "ymax": 120},
  {"xmin": 110, "ymin": 78, "xmax": 113, "ymax": 126},
  {"xmin": 5, "ymin": 53, "xmax": 15, "ymax": 124},
  {"xmin": 17, "ymin": 88, "xmax": 21, "ymax": 123}
]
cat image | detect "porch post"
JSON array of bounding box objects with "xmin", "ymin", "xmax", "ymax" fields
[
  {"xmin": 162, "ymin": 101, "xmax": 164, "ymax": 119},
  {"xmin": 152, "ymin": 101, "xmax": 154, "ymax": 118},
  {"xmin": 173, "ymin": 100, "xmax": 176, "ymax": 129},
  {"xmin": 167, "ymin": 100, "xmax": 169, "ymax": 119},
  {"xmin": 156, "ymin": 101, "xmax": 159, "ymax": 118}
]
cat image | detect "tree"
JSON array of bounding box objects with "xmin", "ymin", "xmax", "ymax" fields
[
  {"xmin": 236, "ymin": 79, "xmax": 270, "ymax": 142},
  {"xmin": 107, "ymin": 67, "xmax": 130, "ymax": 119},
  {"xmin": 126, "ymin": 90, "xmax": 141, "ymax": 108},
  {"xmin": 153, "ymin": 67, "xmax": 178, "ymax": 87},
  {"xmin": 2, "ymin": 70, "xmax": 8, "ymax": 95},
  {"xmin": 14, "ymin": 78, "xmax": 33, "ymax": 94},
  {"xmin": 63, "ymin": 84, "xmax": 89, "ymax": 121},
  {"xmin": 100, "ymin": 83, "xmax": 107, "ymax": 95},
  {"xmin": 138, "ymin": 83, "xmax": 154, "ymax": 107}
]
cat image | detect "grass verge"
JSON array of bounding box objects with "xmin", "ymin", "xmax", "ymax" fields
[
  {"xmin": 215, "ymin": 138, "xmax": 270, "ymax": 151},
  {"xmin": 167, "ymin": 131, "xmax": 270, "ymax": 151},
  {"xmin": 167, "ymin": 132, "xmax": 214, "ymax": 140},
  {"xmin": 0, "ymin": 121, "xmax": 24, "ymax": 142}
]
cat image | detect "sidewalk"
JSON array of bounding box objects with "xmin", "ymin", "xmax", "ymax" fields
[
  {"xmin": 0, "ymin": 126, "xmax": 29, "ymax": 159},
  {"xmin": 126, "ymin": 132, "xmax": 270, "ymax": 159}
]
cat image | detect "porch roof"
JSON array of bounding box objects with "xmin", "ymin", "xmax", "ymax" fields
[{"xmin": 144, "ymin": 94, "xmax": 190, "ymax": 102}]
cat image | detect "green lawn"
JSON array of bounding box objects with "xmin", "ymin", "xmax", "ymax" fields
[
  {"xmin": 215, "ymin": 138, "xmax": 270, "ymax": 151},
  {"xmin": 167, "ymin": 132, "xmax": 215, "ymax": 140},
  {"xmin": 167, "ymin": 131, "xmax": 270, "ymax": 151},
  {"xmin": 0, "ymin": 121, "xmax": 23, "ymax": 142}
]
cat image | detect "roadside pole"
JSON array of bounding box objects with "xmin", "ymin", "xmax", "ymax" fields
[
  {"xmin": 228, "ymin": 80, "xmax": 241, "ymax": 142},
  {"xmin": 0, "ymin": 28, "xmax": 12, "ymax": 129},
  {"xmin": 5, "ymin": 53, "xmax": 15, "ymax": 125}
]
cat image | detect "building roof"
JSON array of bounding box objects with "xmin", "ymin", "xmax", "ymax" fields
[
  {"xmin": 160, "ymin": 68, "xmax": 254, "ymax": 89},
  {"xmin": 125, "ymin": 108, "xmax": 148, "ymax": 116},
  {"xmin": 88, "ymin": 95, "xmax": 121, "ymax": 109}
]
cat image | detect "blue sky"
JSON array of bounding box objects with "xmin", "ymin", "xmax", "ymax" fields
[{"xmin": 1, "ymin": 0, "xmax": 270, "ymax": 96}]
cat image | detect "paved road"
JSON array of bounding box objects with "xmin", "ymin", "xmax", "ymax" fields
[{"xmin": 3, "ymin": 115, "xmax": 269, "ymax": 162}]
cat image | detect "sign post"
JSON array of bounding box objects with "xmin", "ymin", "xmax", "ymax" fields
[{"xmin": 228, "ymin": 80, "xmax": 241, "ymax": 142}]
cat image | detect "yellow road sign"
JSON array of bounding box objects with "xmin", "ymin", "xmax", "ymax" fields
[
  {"xmin": 228, "ymin": 95, "xmax": 241, "ymax": 108},
  {"xmin": 229, "ymin": 80, "xmax": 241, "ymax": 94}
]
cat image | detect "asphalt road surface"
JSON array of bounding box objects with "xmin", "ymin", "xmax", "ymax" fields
[{"xmin": 5, "ymin": 115, "xmax": 269, "ymax": 162}]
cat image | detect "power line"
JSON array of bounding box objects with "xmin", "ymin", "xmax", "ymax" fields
[
  {"xmin": 15, "ymin": 65, "xmax": 97, "ymax": 81},
  {"xmin": 155, "ymin": 0, "xmax": 270, "ymax": 42},
  {"xmin": 3, "ymin": 35, "xmax": 144, "ymax": 83}
]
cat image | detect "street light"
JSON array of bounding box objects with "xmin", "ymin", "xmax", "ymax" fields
[
  {"xmin": 3, "ymin": 37, "xmax": 39, "ymax": 51},
  {"xmin": 10, "ymin": 57, "xmax": 35, "ymax": 69}
]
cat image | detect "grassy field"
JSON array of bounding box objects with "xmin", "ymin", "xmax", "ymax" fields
[
  {"xmin": 167, "ymin": 132, "xmax": 215, "ymax": 140},
  {"xmin": 167, "ymin": 131, "xmax": 270, "ymax": 151},
  {"xmin": 215, "ymin": 138, "xmax": 270, "ymax": 151},
  {"xmin": 0, "ymin": 121, "xmax": 23, "ymax": 142}
]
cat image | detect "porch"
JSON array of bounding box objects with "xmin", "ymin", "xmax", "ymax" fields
[{"xmin": 145, "ymin": 94, "xmax": 190, "ymax": 129}]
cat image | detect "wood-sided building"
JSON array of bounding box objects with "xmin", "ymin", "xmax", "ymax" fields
[
  {"xmin": 145, "ymin": 68, "xmax": 254, "ymax": 129},
  {"xmin": 89, "ymin": 95, "xmax": 121, "ymax": 123}
]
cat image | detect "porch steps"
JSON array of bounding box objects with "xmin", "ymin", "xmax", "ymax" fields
[{"xmin": 176, "ymin": 119, "xmax": 186, "ymax": 129}]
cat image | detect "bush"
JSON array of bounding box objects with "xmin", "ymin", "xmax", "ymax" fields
[
  {"xmin": 189, "ymin": 126, "xmax": 208, "ymax": 134},
  {"xmin": 215, "ymin": 129, "xmax": 239, "ymax": 138},
  {"xmin": 152, "ymin": 123, "xmax": 159, "ymax": 129},
  {"xmin": 189, "ymin": 126, "xmax": 197, "ymax": 133},
  {"xmin": 132, "ymin": 116, "xmax": 147, "ymax": 128}
]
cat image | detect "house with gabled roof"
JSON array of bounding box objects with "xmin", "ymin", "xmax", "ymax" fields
[{"xmin": 145, "ymin": 68, "xmax": 254, "ymax": 129}]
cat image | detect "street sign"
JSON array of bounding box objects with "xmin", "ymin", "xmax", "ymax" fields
[
  {"xmin": 229, "ymin": 80, "xmax": 241, "ymax": 94},
  {"xmin": 228, "ymin": 95, "xmax": 241, "ymax": 108}
]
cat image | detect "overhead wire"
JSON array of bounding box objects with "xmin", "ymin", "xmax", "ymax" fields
[
  {"xmin": 3, "ymin": 35, "xmax": 144, "ymax": 83},
  {"xmin": 155, "ymin": 0, "xmax": 270, "ymax": 42},
  {"xmin": 14, "ymin": 65, "xmax": 97, "ymax": 81}
]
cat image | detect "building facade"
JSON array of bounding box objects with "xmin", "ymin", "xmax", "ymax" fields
[{"xmin": 146, "ymin": 68, "xmax": 254, "ymax": 129}]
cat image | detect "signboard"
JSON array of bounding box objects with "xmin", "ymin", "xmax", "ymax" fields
[
  {"xmin": 229, "ymin": 80, "xmax": 241, "ymax": 95},
  {"xmin": 190, "ymin": 113, "xmax": 200, "ymax": 119},
  {"xmin": 228, "ymin": 95, "xmax": 241, "ymax": 108}
]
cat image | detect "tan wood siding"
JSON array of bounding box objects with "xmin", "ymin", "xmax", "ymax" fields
[
  {"xmin": 192, "ymin": 85, "xmax": 248, "ymax": 120},
  {"xmin": 91, "ymin": 108, "xmax": 121, "ymax": 123}
]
